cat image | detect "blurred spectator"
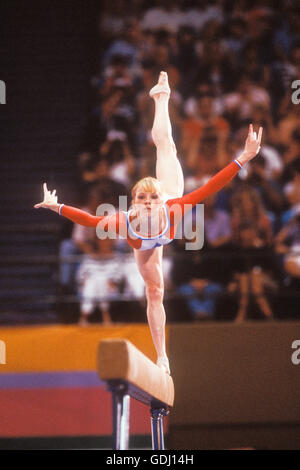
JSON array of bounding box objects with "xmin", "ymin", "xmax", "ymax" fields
[
  {"xmin": 275, "ymin": 210, "xmax": 300, "ymax": 281},
  {"xmin": 181, "ymin": 93, "xmax": 229, "ymax": 169},
  {"xmin": 223, "ymin": 74, "xmax": 270, "ymax": 128},
  {"xmin": 221, "ymin": 16, "xmax": 247, "ymax": 62},
  {"xmin": 279, "ymin": 127, "xmax": 300, "ymax": 185},
  {"xmin": 270, "ymin": 98, "xmax": 300, "ymax": 151},
  {"xmin": 174, "ymin": 26, "xmax": 197, "ymax": 83},
  {"xmin": 230, "ymin": 187, "xmax": 274, "ymax": 245},
  {"xmin": 76, "ymin": 237, "xmax": 121, "ymax": 326},
  {"xmin": 245, "ymin": 7, "xmax": 276, "ymax": 64},
  {"xmin": 100, "ymin": 54, "xmax": 135, "ymax": 98},
  {"xmin": 273, "ymin": 4, "xmax": 300, "ymax": 58},
  {"xmin": 99, "ymin": 134, "xmax": 136, "ymax": 187},
  {"xmin": 80, "ymin": 88, "xmax": 124, "ymax": 153},
  {"xmin": 59, "ymin": 186, "xmax": 103, "ymax": 292},
  {"xmin": 182, "ymin": 192, "xmax": 232, "ymax": 249},
  {"xmin": 102, "ymin": 18, "xmax": 143, "ymax": 69},
  {"xmin": 178, "ymin": 278, "xmax": 224, "ymax": 321},
  {"xmin": 283, "ymin": 163, "xmax": 300, "ymax": 208},
  {"xmin": 77, "ymin": 152, "xmax": 131, "ymax": 208},
  {"xmin": 141, "ymin": 1, "xmax": 186, "ymax": 33},
  {"xmin": 100, "ymin": 0, "xmax": 132, "ymax": 44},
  {"xmin": 229, "ymin": 223, "xmax": 277, "ymax": 322},
  {"xmin": 195, "ymin": 37, "xmax": 237, "ymax": 96},
  {"xmin": 203, "ymin": 194, "xmax": 232, "ymax": 248},
  {"xmin": 183, "ymin": 1, "xmax": 224, "ymax": 34}
]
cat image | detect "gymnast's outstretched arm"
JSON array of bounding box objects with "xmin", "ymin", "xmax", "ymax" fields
[
  {"xmin": 34, "ymin": 183, "xmax": 124, "ymax": 237},
  {"xmin": 167, "ymin": 124, "xmax": 263, "ymax": 222}
]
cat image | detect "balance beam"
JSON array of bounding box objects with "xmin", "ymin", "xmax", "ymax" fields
[{"xmin": 98, "ymin": 339, "xmax": 175, "ymax": 450}]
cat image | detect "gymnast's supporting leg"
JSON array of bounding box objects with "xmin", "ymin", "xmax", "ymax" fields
[
  {"xmin": 150, "ymin": 71, "xmax": 184, "ymax": 199},
  {"xmin": 134, "ymin": 246, "xmax": 170, "ymax": 374}
]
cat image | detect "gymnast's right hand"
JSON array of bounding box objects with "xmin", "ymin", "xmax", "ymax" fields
[{"xmin": 34, "ymin": 182, "xmax": 59, "ymax": 212}]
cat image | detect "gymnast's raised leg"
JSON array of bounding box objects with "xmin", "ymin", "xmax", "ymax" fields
[{"xmin": 150, "ymin": 71, "xmax": 184, "ymax": 199}]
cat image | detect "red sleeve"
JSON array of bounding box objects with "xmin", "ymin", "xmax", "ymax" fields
[
  {"xmin": 60, "ymin": 205, "xmax": 105, "ymax": 227},
  {"xmin": 60, "ymin": 205, "xmax": 123, "ymax": 235},
  {"xmin": 166, "ymin": 161, "xmax": 241, "ymax": 219}
]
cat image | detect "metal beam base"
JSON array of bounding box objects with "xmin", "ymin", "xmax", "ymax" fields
[
  {"xmin": 150, "ymin": 407, "xmax": 169, "ymax": 450},
  {"xmin": 108, "ymin": 381, "xmax": 130, "ymax": 450}
]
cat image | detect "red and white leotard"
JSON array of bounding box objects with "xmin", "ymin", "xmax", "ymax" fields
[{"xmin": 59, "ymin": 160, "xmax": 243, "ymax": 251}]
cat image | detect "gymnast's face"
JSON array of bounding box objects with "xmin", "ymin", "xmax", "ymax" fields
[
  {"xmin": 131, "ymin": 190, "xmax": 165, "ymax": 237},
  {"xmin": 133, "ymin": 190, "xmax": 163, "ymax": 216}
]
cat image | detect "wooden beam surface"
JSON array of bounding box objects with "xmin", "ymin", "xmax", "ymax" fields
[{"xmin": 98, "ymin": 339, "xmax": 174, "ymax": 407}]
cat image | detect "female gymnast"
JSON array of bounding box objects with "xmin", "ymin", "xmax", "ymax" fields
[{"xmin": 34, "ymin": 71, "xmax": 263, "ymax": 375}]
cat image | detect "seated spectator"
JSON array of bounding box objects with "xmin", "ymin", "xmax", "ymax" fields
[
  {"xmin": 280, "ymin": 127, "xmax": 300, "ymax": 184},
  {"xmin": 273, "ymin": 6, "xmax": 300, "ymax": 59},
  {"xmin": 181, "ymin": 93, "xmax": 230, "ymax": 167},
  {"xmin": 275, "ymin": 210, "xmax": 300, "ymax": 282},
  {"xmin": 195, "ymin": 38, "xmax": 237, "ymax": 96},
  {"xmin": 174, "ymin": 25, "xmax": 197, "ymax": 85},
  {"xmin": 178, "ymin": 278, "xmax": 224, "ymax": 321},
  {"xmin": 203, "ymin": 193, "xmax": 232, "ymax": 248},
  {"xmin": 184, "ymin": 136, "xmax": 217, "ymax": 180},
  {"xmin": 240, "ymin": 157, "xmax": 284, "ymax": 216},
  {"xmin": 223, "ymin": 74, "xmax": 271, "ymax": 129},
  {"xmin": 183, "ymin": 81, "xmax": 224, "ymax": 118},
  {"xmin": 221, "ymin": 16, "xmax": 247, "ymax": 63},
  {"xmin": 77, "ymin": 153, "xmax": 131, "ymax": 210},
  {"xmin": 229, "ymin": 223, "xmax": 277, "ymax": 322},
  {"xmin": 245, "ymin": 7, "xmax": 276, "ymax": 65},
  {"xmin": 270, "ymin": 97, "xmax": 300, "ymax": 151},
  {"xmin": 283, "ymin": 164, "xmax": 300, "ymax": 208},
  {"xmin": 99, "ymin": 134, "xmax": 136, "ymax": 187},
  {"xmin": 80, "ymin": 88, "xmax": 124, "ymax": 153},
  {"xmin": 102, "ymin": 18, "xmax": 142, "ymax": 69},
  {"xmin": 182, "ymin": 192, "xmax": 231, "ymax": 250},
  {"xmin": 76, "ymin": 237, "xmax": 121, "ymax": 326},
  {"xmin": 230, "ymin": 187, "xmax": 274, "ymax": 246},
  {"xmin": 99, "ymin": 0, "xmax": 131, "ymax": 44},
  {"xmin": 99, "ymin": 54, "xmax": 136, "ymax": 100},
  {"xmin": 250, "ymin": 105, "xmax": 284, "ymax": 180},
  {"xmin": 141, "ymin": 2, "xmax": 186, "ymax": 34},
  {"xmin": 183, "ymin": 1, "xmax": 224, "ymax": 34},
  {"xmin": 59, "ymin": 186, "xmax": 103, "ymax": 292}
]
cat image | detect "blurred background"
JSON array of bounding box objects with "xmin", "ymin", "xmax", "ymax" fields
[{"xmin": 0, "ymin": 0, "xmax": 300, "ymax": 450}]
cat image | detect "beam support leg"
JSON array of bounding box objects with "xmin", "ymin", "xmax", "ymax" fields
[
  {"xmin": 109, "ymin": 382, "xmax": 130, "ymax": 450},
  {"xmin": 150, "ymin": 407, "xmax": 169, "ymax": 450}
]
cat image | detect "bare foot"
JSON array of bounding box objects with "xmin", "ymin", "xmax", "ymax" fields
[
  {"xmin": 149, "ymin": 71, "xmax": 171, "ymax": 99},
  {"xmin": 156, "ymin": 355, "xmax": 171, "ymax": 375}
]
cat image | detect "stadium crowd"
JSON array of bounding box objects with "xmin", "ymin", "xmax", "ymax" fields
[{"xmin": 59, "ymin": 0, "xmax": 300, "ymax": 324}]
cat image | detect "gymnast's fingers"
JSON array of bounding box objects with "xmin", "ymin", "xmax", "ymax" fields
[
  {"xmin": 258, "ymin": 126, "xmax": 263, "ymax": 144},
  {"xmin": 249, "ymin": 123, "xmax": 253, "ymax": 138}
]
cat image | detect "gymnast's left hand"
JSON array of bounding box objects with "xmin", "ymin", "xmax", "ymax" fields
[
  {"xmin": 239, "ymin": 124, "xmax": 263, "ymax": 165},
  {"xmin": 34, "ymin": 182, "xmax": 60, "ymax": 212}
]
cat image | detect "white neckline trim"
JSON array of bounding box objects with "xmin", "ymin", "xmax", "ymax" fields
[{"xmin": 126, "ymin": 204, "xmax": 170, "ymax": 240}]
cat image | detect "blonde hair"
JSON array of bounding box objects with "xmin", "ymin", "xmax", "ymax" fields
[{"xmin": 131, "ymin": 177, "xmax": 163, "ymax": 202}]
